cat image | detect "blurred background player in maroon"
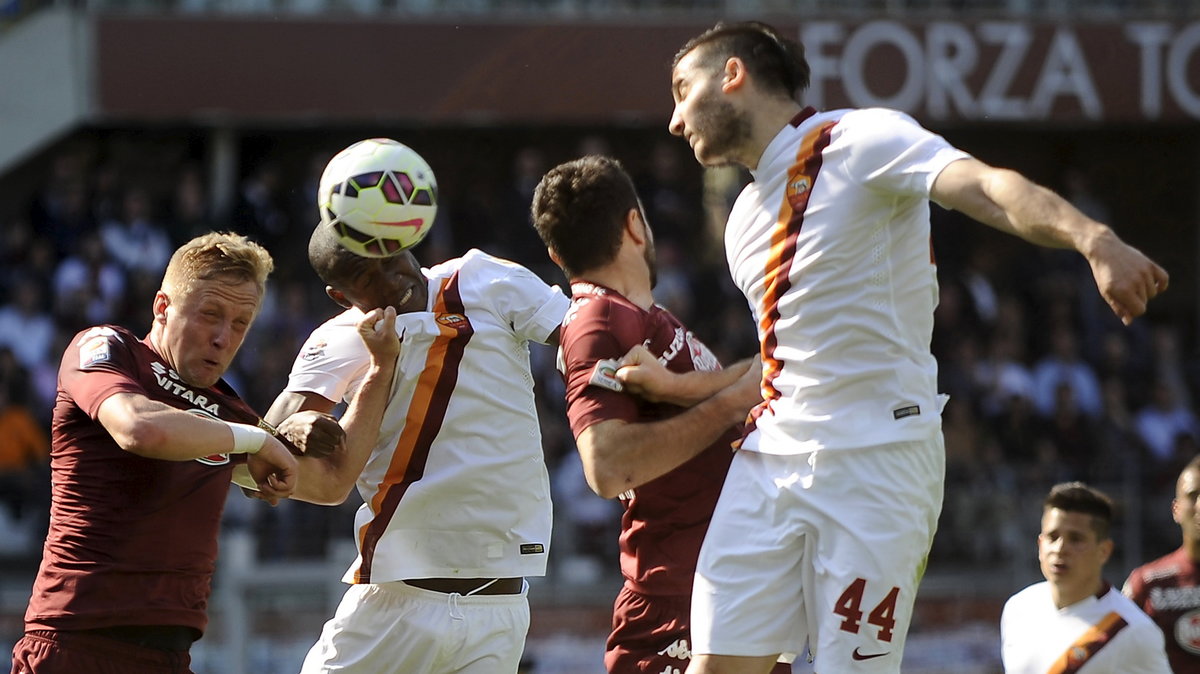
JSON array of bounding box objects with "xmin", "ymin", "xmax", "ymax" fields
[
  {"xmin": 531, "ymin": 155, "xmax": 788, "ymax": 673},
  {"xmin": 10, "ymin": 232, "xmax": 304, "ymax": 674},
  {"xmin": 1125, "ymin": 454, "xmax": 1200, "ymax": 673}
]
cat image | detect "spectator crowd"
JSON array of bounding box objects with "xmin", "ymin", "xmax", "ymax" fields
[{"xmin": 0, "ymin": 128, "xmax": 1196, "ymax": 583}]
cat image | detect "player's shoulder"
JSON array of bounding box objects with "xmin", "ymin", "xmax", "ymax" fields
[
  {"xmin": 300, "ymin": 309, "xmax": 368, "ymax": 352},
  {"xmin": 563, "ymin": 284, "xmax": 640, "ymax": 329},
  {"xmin": 839, "ymin": 107, "xmax": 920, "ymax": 127},
  {"xmin": 310, "ymin": 308, "xmax": 365, "ymax": 334},
  {"xmin": 1129, "ymin": 548, "xmax": 1191, "ymax": 586},
  {"xmin": 70, "ymin": 324, "xmax": 139, "ymax": 367},
  {"xmin": 437, "ymin": 248, "xmax": 531, "ymax": 276},
  {"xmin": 1101, "ymin": 585, "xmax": 1160, "ymax": 625},
  {"xmin": 1004, "ymin": 581, "xmax": 1050, "ymax": 614},
  {"xmin": 72, "ymin": 324, "xmax": 136, "ymax": 344}
]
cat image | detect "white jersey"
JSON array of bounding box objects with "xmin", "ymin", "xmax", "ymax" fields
[
  {"xmin": 727, "ymin": 107, "xmax": 969, "ymax": 454},
  {"xmin": 287, "ymin": 249, "xmax": 570, "ymax": 584},
  {"xmin": 1000, "ymin": 582, "xmax": 1171, "ymax": 674}
]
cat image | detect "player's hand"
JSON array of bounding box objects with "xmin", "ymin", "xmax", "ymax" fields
[
  {"xmin": 276, "ymin": 410, "xmax": 345, "ymax": 459},
  {"xmin": 615, "ymin": 344, "xmax": 681, "ymax": 404},
  {"xmin": 728, "ymin": 357, "xmax": 765, "ymax": 411},
  {"xmin": 1086, "ymin": 231, "xmax": 1169, "ymax": 325},
  {"xmin": 357, "ymin": 306, "xmax": 400, "ymax": 366},
  {"xmin": 246, "ymin": 437, "xmax": 299, "ymax": 506}
]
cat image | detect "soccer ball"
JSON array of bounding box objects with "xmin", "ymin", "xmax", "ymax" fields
[{"xmin": 317, "ymin": 138, "xmax": 438, "ymax": 257}]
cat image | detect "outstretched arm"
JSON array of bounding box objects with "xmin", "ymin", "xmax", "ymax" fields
[
  {"xmin": 931, "ymin": 158, "xmax": 1168, "ymax": 325},
  {"xmin": 577, "ymin": 359, "xmax": 761, "ymax": 498}
]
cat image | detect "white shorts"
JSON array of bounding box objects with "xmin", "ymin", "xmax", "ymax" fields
[
  {"xmin": 300, "ymin": 580, "xmax": 531, "ymax": 674},
  {"xmin": 691, "ymin": 437, "xmax": 944, "ymax": 673}
]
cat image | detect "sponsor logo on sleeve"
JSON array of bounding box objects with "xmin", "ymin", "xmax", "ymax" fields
[{"xmin": 77, "ymin": 327, "xmax": 122, "ymax": 368}]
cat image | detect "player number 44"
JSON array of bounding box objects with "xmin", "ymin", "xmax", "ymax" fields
[{"xmin": 833, "ymin": 578, "xmax": 900, "ymax": 642}]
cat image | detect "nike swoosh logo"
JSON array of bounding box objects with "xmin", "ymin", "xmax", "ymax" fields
[
  {"xmin": 851, "ymin": 648, "xmax": 890, "ymax": 661},
  {"xmin": 368, "ymin": 218, "xmax": 424, "ymax": 229}
]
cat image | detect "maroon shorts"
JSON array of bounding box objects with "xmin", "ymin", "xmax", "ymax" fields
[
  {"xmin": 10, "ymin": 630, "xmax": 193, "ymax": 674},
  {"xmin": 605, "ymin": 585, "xmax": 791, "ymax": 673}
]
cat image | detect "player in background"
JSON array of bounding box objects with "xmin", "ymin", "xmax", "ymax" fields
[
  {"xmin": 11, "ymin": 232, "xmax": 305, "ymax": 674},
  {"xmin": 530, "ymin": 155, "xmax": 789, "ymax": 674},
  {"xmin": 1124, "ymin": 454, "xmax": 1200, "ymax": 673},
  {"xmin": 658, "ymin": 20, "xmax": 1170, "ymax": 674},
  {"xmin": 1001, "ymin": 482, "xmax": 1170, "ymax": 673},
  {"xmin": 262, "ymin": 224, "xmax": 570, "ymax": 674}
]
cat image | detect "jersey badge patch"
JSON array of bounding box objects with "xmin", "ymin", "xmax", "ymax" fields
[
  {"xmin": 79, "ymin": 335, "xmax": 113, "ymax": 368},
  {"xmin": 301, "ymin": 339, "xmax": 328, "ymax": 362},
  {"xmin": 893, "ymin": 405, "xmax": 920, "ymax": 420},
  {"xmin": 587, "ymin": 359, "xmax": 624, "ymax": 393},
  {"xmin": 520, "ymin": 543, "xmax": 545, "ymax": 555},
  {"xmin": 436, "ymin": 313, "xmax": 469, "ymax": 328}
]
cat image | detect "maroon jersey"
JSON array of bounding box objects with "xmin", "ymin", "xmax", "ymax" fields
[
  {"xmin": 560, "ymin": 281, "xmax": 737, "ymax": 596},
  {"xmin": 25, "ymin": 325, "xmax": 258, "ymax": 636},
  {"xmin": 1124, "ymin": 547, "xmax": 1200, "ymax": 673}
]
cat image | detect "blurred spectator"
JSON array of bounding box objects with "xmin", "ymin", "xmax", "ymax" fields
[
  {"xmin": 1042, "ymin": 382, "xmax": 1097, "ymax": 478},
  {"xmin": 649, "ymin": 239, "xmax": 695, "ymax": 326},
  {"xmin": 1136, "ymin": 377, "xmax": 1200, "ymax": 466},
  {"xmin": 169, "ymin": 163, "xmax": 220, "ymax": 244},
  {"xmin": 1032, "ymin": 325, "xmax": 1103, "ymax": 418},
  {"xmin": 961, "ymin": 244, "xmax": 1001, "ymax": 326},
  {"xmin": 975, "ymin": 331, "xmax": 1035, "ymax": 419},
  {"xmin": 493, "ymin": 145, "xmax": 552, "ymax": 269},
  {"xmin": 52, "ymin": 230, "xmax": 128, "ymax": 331},
  {"xmin": 233, "ymin": 160, "xmax": 297, "ymax": 263},
  {"xmin": 0, "ymin": 275, "xmax": 57, "ymax": 373},
  {"xmin": 1150, "ymin": 325, "xmax": 1194, "ymax": 410},
  {"xmin": 549, "ymin": 440, "xmax": 621, "ymax": 584},
  {"xmin": 0, "ymin": 357, "xmax": 50, "ymax": 528},
  {"xmin": 636, "ymin": 140, "xmax": 704, "ymax": 258},
  {"xmin": 99, "ymin": 186, "xmax": 174, "ymax": 276}
]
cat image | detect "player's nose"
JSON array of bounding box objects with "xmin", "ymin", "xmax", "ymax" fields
[{"xmin": 668, "ymin": 107, "xmax": 685, "ymax": 137}]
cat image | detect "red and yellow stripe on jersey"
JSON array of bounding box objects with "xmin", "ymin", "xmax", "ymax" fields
[
  {"xmin": 354, "ymin": 274, "xmax": 473, "ymax": 583},
  {"xmin": 747, "ymin": 117, "xmax": 838, "ymax": 436},
  {"xmin": 1047, "ymin": 611, "xmax": 1129, "ymax": 674}
]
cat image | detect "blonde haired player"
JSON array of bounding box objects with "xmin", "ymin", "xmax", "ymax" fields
[
  {"xmin": 264, "ymin": 225, "xmax": 569, "ymax": 673},
  {"xmin": 650, "ymin": 19, "xmax": 1170, "ymax": 674},
  {"xmin": 13, "ymin": 232, "xmax": 310, "ymax": 673}
]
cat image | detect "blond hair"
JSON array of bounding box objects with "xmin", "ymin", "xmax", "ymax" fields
[{"xmin": 161, "ymin": 232, "xmax": 275, "ymax": 301}]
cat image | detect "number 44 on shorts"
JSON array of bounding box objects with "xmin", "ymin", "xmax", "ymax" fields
[{"xmin": 833, "ymin": 578, "xmax": 900, "ymax": 642}]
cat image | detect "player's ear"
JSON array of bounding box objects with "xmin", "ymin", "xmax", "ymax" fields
[
  {"xmin": 326, "ymin": 286, "xmax": 353, "ymax": 310},
  {"xmin": 547, "ymin": 247, "xmax": 564, "ymax": 269},
  {"xmin": 625, "ymin": 208, "xmax": 647, "ymax": 245},
  {"xmin": 152, "ymin": 291, "xmax": 170, "ymax": 325},
  {"xmin": 722, "ymin": 56, "xmax": 747, "ymax": 93}
]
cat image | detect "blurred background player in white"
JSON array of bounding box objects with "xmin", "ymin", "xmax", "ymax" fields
[
  {"xmin": 1124, "ymin": 454, "xmax": 1200, "ymax": 673},
  {"xmin": 1001, "ymin": 481, "xmax": 1170, "ymax": 673},
  {"xmin": 263, "ymin": 224, "xmax": 570, "ymax": 674},
  {"xmin": 11, "ymin": 232, "xmax": 300, "ymax": 674},
  {"xmin": 663, "ymin": 19, "xmax": 1170, "ymax": 674},
  {"xmin": 530, "ymin": 155, "xmax": 789, "ymax": 674}
]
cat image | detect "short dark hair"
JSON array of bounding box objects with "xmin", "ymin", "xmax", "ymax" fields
[
  {"xmin": 1044, "ymin": 481, "xmax": 1114, "ymax": 540},
  {"xmin": 530, "ymin": 155, "xmax": 640, "ymax": 279},
  {"xmin": 673, "ymin": 21, "xmax": 810, "ymax": 99},
  {"xmin": 308, "ymin": 223, "xmax": 368, "ymax": 289}
]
